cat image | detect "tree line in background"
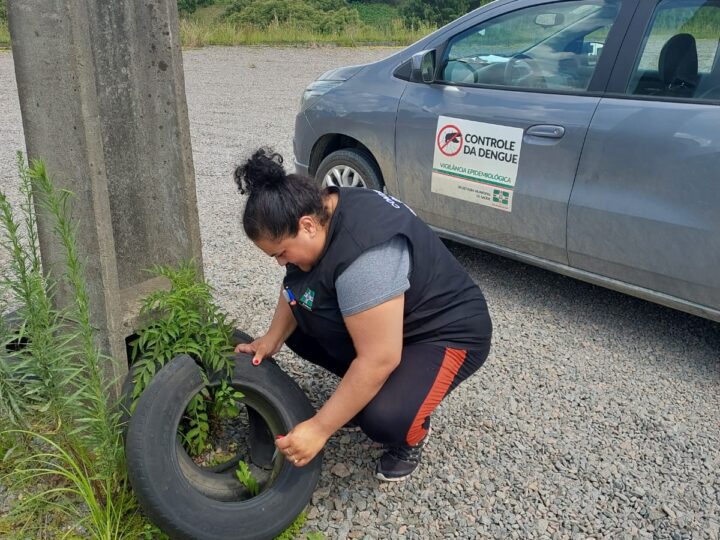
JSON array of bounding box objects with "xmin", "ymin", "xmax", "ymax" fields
[
  {"xmin": 1, "ymin": 1, "xmax": 491, "ymax": 35},
  {"xmin": 178, "ymin": 0, "xmax": 490, "ymax": 29},
  {"xmin": 395, "ymin": 0, "xmax": 487, "ymax": 27}
]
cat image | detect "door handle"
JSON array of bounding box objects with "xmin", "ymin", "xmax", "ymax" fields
[{"xmin": 526, "ymin": 125, "xmax": 565, "ymax": 138}]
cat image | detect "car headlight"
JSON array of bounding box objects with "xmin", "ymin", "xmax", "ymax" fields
[{"xmin": 300, "ymin": 80, "xmax": 345, "ymax": 110}]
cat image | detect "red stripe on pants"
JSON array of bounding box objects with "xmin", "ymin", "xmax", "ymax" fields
[{"xmin": 405, "ymin": 347, "xmax": 467, "ymax": 446}]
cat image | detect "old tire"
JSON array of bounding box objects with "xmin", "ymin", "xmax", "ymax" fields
[
  {"xmin": 125, "ymin": 353, "xmax": 321, "ymax": 540},
  {"xmin": 120, "ymin": 329, "xmax": 268, "ymax": 501},
  {"xmin": 315, "ymin": 148, "xmax": 383, "ymax": 191}
]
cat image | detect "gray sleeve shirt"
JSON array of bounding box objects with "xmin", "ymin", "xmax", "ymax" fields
[{"xmin": 335, "ymin": 235, "xmax": 411, "ymax": 317}]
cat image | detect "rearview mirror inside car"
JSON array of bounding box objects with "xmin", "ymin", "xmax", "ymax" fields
[{"xmin": 535, "ymin": 13, "xmax": 565, "ymax": 27}]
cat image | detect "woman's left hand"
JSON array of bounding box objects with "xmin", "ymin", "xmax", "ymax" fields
[{"xmin": 275, "ymin": 418, "xmax": 332, "ymax": 467}]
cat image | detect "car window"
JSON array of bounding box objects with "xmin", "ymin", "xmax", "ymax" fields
[
  {"xmin": 440, "ymin": 0, "xmax": 622, "ymax": 92},
  {"xmin": 626, "ymin": 0, "xmax": 720, "ymax": 100}
]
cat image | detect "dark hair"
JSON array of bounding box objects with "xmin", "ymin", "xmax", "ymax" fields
[{"xmin": 234, "ymin": 147, "xmax": 329, "ymax": 241}]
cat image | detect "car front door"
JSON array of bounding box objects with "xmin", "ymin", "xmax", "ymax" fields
[
  {"xmin": 395, "ymin": 0, "xmax": 634, "ymax": 264},
  {"xmin": 567, "ymin": 0, "xmax": 720, "ymax": 315}
]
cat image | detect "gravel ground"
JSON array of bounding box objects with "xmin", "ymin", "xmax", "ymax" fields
[{"xmin": 1, "ymin": 46, "xmax": 719, "ymax": 540}]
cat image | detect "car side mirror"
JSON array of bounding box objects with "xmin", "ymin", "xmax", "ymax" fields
[{"xmin": 411, "ymin": 50, "xmax": 436, "ymax": 84}]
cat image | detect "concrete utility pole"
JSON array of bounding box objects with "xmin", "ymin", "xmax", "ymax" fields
[{"xmin": 7, "ymin": 0, "xmax": 203, "ymax": 386}]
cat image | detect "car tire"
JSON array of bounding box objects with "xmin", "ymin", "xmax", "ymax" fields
[
  {"xmin": 315, "ymin": 148, "xmax": 383, "ymax": 191},
  {"xmin": 125, "ymin": 353, "xmax": 321, "ymax": 540}
]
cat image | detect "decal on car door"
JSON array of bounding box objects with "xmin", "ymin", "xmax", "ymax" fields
[{"xmin": 431, "ymin": 115, "xmax": 523, "ymax": 212}]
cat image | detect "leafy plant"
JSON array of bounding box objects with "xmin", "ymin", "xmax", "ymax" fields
[
  {"xmin": 183, "ymin": 390, "xmax": 211, "ymax": 455},
  {"xmin": 128, "ymin": 262, "xmax": 244, "ymax": 455},
  {"xmin": 235, "ymin": 459, "xmax": 260, "ymax": 496},
  {"xmin": 141, "ymin": 523, "xmax": 170, "ymax": 540},
  {"xmin": 212, "ymin": 379, "xmax": 245, "ymax": 419},
  {"xmin": 175, "ymin": 375, "xmax": 245, "ymax": 457},
  {"xmin": 130, "ymin": 262, "xmax": 236, "ymax": 397}
]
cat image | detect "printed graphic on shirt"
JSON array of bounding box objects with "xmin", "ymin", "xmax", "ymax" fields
[
  {"xmin": 299, "ymin": 288, "xmax": 315, "ymax": 311},
  {"xmin": 431, "ymin": 116, "xmax": 523, "ymax": 212}
]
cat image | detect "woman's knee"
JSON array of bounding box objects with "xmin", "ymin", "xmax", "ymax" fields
[{"xmin": 356, "ymin": 400, "xmax": 414, "ymax": 445}]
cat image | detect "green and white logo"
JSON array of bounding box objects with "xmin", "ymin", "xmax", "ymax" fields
[
  {"xmin": 492, "ymin": 189, "xmax": 510, "ymax": 205},
  {"xmin": 299, "ymin": 288, "xmax": 315, "ymax": 311}
]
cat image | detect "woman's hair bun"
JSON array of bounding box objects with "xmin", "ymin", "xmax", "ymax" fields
[{"xmin": 234, "ymin": 147, "xmax": 286, "ymax": 195}]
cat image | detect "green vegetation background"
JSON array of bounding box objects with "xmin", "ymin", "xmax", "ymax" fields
[
  {"xmin": 2, "ymin": 0, "xmax": 719, "ymax": 48},
  {"xmin": 0, "ymin": 0, "xmax": 488, "ymax": 48}
]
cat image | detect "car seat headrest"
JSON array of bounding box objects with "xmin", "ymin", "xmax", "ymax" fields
[{"xmin": 658, "ymin": 33, "xmax": 698, "ymax": 87}]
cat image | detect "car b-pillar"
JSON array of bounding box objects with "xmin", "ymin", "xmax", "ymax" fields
[{"xmin": 7, "ymin": 0, "xmax": 204, "ymax": 392}]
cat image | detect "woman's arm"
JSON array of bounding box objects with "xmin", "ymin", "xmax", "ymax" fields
[
  {"xmin": 275, "ymin": 294, "xmax": 404, "ymax": 466},
  {"xmin": 314, "ymin": 294, "xmax": 404, "ymax": 431},
  {"xmin": 235, "ymin": 289, "xmax": 297, "ymax": 361}
]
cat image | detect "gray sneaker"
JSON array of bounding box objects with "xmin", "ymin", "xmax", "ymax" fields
[{"xmin": 375, "ymin": 429, "xmax": 430, "ymax": 482}]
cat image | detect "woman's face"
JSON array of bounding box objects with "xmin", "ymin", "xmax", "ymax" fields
[{"xmin": 254, "ymin": 216, "xmax": 325, "ymax": 272}]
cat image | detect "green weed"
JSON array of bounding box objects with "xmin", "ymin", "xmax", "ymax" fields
[
  {"xmin": 235, "ymin": 460, "xmax": 260, "ymax": 496},
  {"xmin": 212, "ymin": 379, "xmax": 245, "ymax": 419},
  {"xmin": 130, "ymin": 262, "xmax": 236, "ymax": 395},
  {"xmin": 183, "ymin": 389, "xmax": 211, "ymax": 455},
  {"xmin": 128, "ymin": 261, "xmax": 242, "ymax": 456},
  {"xmin": 273, "ymin": 511, "xmax": 307, "ymax": 540}
]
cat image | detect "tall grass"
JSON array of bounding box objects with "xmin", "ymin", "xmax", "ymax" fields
[
  {"xmin": 0, "ymin": 9, "xmax": 429, "ymax": 49},
  {"xmin": 0, "ymin": 154, "xmax": 145, "ymax": 539},
  {"xmin": 4, "ymin": 432, "xmax": 140, "ymax": 539},
  {"xmin": 180, "ymin": 17, "xmax": 433, "ymax": 47},
  {"xmin": 0, "ymin": 156, "xmax": 307, "ymax": 539},
  {"xmin": 0, "ymin": 21, "xmax": 8, "ymax": 48}
]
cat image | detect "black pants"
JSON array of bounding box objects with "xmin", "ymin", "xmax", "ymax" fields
[{"xmin": 286, "ymin": 329, "xmax": 490, "ymax": 446}]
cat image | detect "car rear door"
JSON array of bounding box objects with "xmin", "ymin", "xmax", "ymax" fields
[
  {"xmin": 567, "ymin": 0, "xmax": 720, "ymax": 315},
  {"xmin": 395, "ymin": 0, "xmax": 635, "ymax": 264}
]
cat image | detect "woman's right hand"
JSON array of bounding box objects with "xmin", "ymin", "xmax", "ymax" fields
[{"xmin": 234, "ymin": 334, "xmax": 282, "ymax": 365}]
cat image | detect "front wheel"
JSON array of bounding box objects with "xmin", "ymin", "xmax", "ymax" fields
[{"xmin": 315, "ymin": 148, "xmax": 383, "ymax": 191}]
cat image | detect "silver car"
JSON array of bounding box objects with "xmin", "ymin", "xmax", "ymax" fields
[{"xmin": 294, "ymin": 0, "xmax": 720, "ymax": 322}]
